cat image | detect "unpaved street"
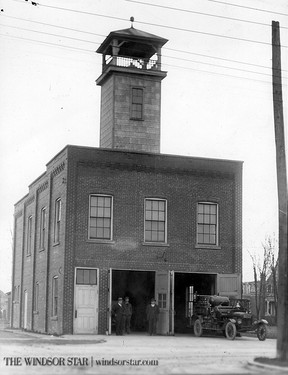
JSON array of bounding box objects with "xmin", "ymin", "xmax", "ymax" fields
[{"xmin": 0, "ymin": 329, "xmax": 281, "ymax": 375}]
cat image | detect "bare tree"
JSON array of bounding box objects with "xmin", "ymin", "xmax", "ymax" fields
[
  {"xmin": 262, "ymin": 235, "xmax": 278, "ymax": 318},
  {"xmin": 248, "ymin": 235, "xmax": 278, "ymax": 320}
]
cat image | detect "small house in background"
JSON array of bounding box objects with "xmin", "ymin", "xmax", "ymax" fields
[
  {"xmin": 0, "ymin": 290, "xmax": 11, "ymax": 327},
  {"xmin": 243, "ymin": 277, "xmax": 277, "ymax": 324},
  {"xmin": 11, "ymin": 25, "xmax": 243, "ymax": 335}
]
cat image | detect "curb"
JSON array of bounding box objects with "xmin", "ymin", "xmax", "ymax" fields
[{"xmin": 248, "ymin": 359, "xmax": 288, "ymax": 373}]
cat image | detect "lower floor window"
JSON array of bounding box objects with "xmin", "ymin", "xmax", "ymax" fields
[
  {"xmin": 52, "ymin": 276, "xmax": 58, "ymax": 316},
  {"xmin": 76, "ymin": 268, "xmax": 97, "ymax": 285}
]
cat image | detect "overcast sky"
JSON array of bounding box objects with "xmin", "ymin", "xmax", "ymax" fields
[{"xmin": 0, "ymin": 0, "xmax": 287, "ymax": 293}]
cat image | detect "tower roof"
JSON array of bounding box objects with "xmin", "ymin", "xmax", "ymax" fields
[{"xmin": 96, "ymin": 27, "xmax": 168, "ymax": 58}]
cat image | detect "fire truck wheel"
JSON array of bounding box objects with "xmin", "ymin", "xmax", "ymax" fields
[
  {"xmin": 257, "ymin": 323, "xmax": 267, "ymax": 341},
  {"xmin": 225, "ymin": 321, "xmax": 236, "ymax": 340},
  {"xmin": 194, "ymin": 319, "xmax": 203, "ymax": 337}
]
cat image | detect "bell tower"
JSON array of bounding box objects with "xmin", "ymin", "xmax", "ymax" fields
[{"xmin": 96, "ymin": 23, "xmax": 168, "ymax": 153}]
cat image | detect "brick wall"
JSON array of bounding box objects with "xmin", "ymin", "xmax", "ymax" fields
[
  {"xmin": 12, "ymin": 149, "xmax": 68, "ymax": 334},
  {"xmin": 12, "ymin": 146, "xmax": 242, "ymax": 335},
  {"xmin": 63, "ymin": 146, "xmax": 242, "ymax": 334},
  {"xmin": 99, "ymin": 73, "xmax": 162, "ymax": 153}
]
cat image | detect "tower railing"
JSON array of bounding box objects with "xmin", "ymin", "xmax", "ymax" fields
[{"xmin": 103, "ymin": 55, "xmax": 161, "ymax": 71}]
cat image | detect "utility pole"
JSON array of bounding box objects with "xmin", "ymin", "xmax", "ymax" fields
[{"xmin": 272, "ymin": 21, "xmax": 288, "ymax": 361}]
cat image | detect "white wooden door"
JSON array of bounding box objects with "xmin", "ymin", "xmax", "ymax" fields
[
  {"xmin": 23, "ymin": 290, "xmax": 28, "ymax": 329},
  {"xmin": 74, "ymin": 285, "xmax": 98, "ymax": 333},
  {"xmin": 217, "ymin": 273, "xmax": 241, "ymax": 298},
  {"xmin": 155, "ymin": 271, "xmax": 170, "ymax": 335}
]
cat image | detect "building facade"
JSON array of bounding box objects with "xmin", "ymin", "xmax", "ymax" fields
[{"xmin": 11, "ymin": 26, "xmax": 243, "ymax": 335}]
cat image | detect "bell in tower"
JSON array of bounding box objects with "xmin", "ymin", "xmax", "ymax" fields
[{"xmin": 96, "ymin": 21, "xmax": 168, "ymax": 153}]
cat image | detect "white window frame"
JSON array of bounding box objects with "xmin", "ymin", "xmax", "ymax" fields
[
  {"xmin": 27, "ymin": 215, "xmax": 33, "ymax": 256},
  {"xmin": 39, "ymin": 207, "xmax": 46, "ymax": 250},
  {"xmin": 196, "ymin": 202, "xmax": 219, "ymax": 246},
  {"xmin": 88, "ymin": 194, "xmax": 113, "ymax": 241},
  {"xmin": 34, "ymin": 282, "xmax": 39, "ymax": 312},
  {"xmin": 144, "ymin": 198, "xmax": 167, "ymax": 244},
  {"xmin": 130, "ymin": 87, "xmax": 144, "ymax": 120},
  {"xmin": 54, "ymin": 198, "xmax": 61, "ymax": 244}
]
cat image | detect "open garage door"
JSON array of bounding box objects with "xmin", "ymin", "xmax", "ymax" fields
[
  {"xmin": 217, "ymin": 273, "xmax": 241, "ymax": 298},
  {"xmin": 155, "ymin": 271, "xmax": 170, "ymax": 335}
]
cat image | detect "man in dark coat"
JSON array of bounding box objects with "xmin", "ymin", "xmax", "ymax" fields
[
  {"xmin": 123, "ymin": 296, "xmax": 133, "ymax": 334},
  {"xmin": 146, "ymin": 298, "xmax": 160, "ymax": 336},
  {"xmin": 112, "ymin": 297, "xmax": 124, "ymax": 335}
]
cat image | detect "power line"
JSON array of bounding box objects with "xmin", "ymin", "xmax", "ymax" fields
[
  {"xmin": 163, "ymin": 62, "xmax": 275, "ymax": 86},
  {"xmin": 165, "ymin": 47, "xmax": 287, "ymax": 73},
  {"xmin": 2, "ymin": 13, "xmax": 281, "ymax": 72},
  {"xmin": 207, "ymin": 0, "xmax": 288, "ymax": 17},
  {"xmin": 0, "ymin": 23, "xmax": 100, "ymax": 45},
  {"xmin": 163, "ymin": 54, "xmax": 287, "ymax": 79},
  {"xmin": 1, "ymin": 32, "xmax": 285, "ymax": 88},
  {"xmin": 1, "ymin": 14, "xmax": 106, "ymax": 38},
  {"xmin": 2, "ymin": 22, "xmax": 285, "ymax": 78},
  {"xmin": 0, "ymin": 32, "xmax": 93, "ymax": 53},
  {"xmin": 125, "ymin": 0, "xmax": 288, "ymax": 30},
  {"xmin": 8, "ymin": 0, "xmax": 288, "ymax": 48}
]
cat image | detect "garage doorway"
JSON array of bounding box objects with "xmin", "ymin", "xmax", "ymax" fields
[
  {"xmin": 111, "ymin": 270, "xmax": 155, "ymax": 332},
  {"xmin": 174, "ymin": 272, "xmax": 216, "ymax": 333}
]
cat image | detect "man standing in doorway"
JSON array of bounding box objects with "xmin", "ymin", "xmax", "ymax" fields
[
  {"xmin": 146, "ymin": 298, "xmax": 159, "ymax": 336},
  {"xmin": 123, "ymin": 296, "xmax": 133, "ymax": 334},
  {"xmin": 112, "ymin": 297, "xmax": 124, "ymax": 335}
]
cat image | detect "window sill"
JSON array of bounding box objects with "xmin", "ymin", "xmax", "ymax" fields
[
  {"xmin": 195, "ymin": 245, "xmax": 221, "ymax": 250},
  {"xmin": 87, "ymin": 239, "xmax": 115, "ymax": 244},
  {"xmin": 142, "ymin": 242, "xmax": 169, "ymax": 247},
  {"xmin": 51, "ymin": 316, "xmax": 58, "ymax": 321},
  {"xmin": 53, "ymin": 242, "xmax": 60, "ymax": 247},
  {"xmin": 39, "ymin": 248, "xmax": 45, "ymax": 252}
]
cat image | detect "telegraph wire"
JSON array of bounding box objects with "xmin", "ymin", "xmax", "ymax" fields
[
  {"xmin": 0, "ymin": 32, "xmax": 93, "ymax": 53},
  {"xmin": 1, "ymin": 32, "xmax": 286, "ymax": 88},
  {"xmin": 163, "ymin": 54, "xmax": 281, "ymax": 78},
  {"xmin": 1, "ymin": 14, "xmax": 106, "ymax": 38},
  {"xmin": 0, "ymin": 23, "xmax": 100, "ymax": 45},
  {"xmin": 8, "ymin": 0, "xmax": 288, "ymax": 48},
  {"xmin": 125, "ymin": 0, "xmax": 288, "ymax": 30},
  {"xmin": 2, "ymin": 14, "xmax": 285, "ymax": 71},
  {"xmin": 165, "ymin": 47, "xmax": 287, "ymax": 73},
  {"xmin": 162, "ymin": 62, "xmax": 282, "ymax": 86},
  {"xmin": 207, "ymin": 0, "xmax": 288, "ymax": 17},
  {"xmin": 2, "ymin": 13, "xmax": 282, "ymax": 72},
  {"xmin": 2, "ymin": 23, "xmax": 285, "ymax": 79}
]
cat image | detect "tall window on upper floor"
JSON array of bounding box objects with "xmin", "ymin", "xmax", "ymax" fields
[
  {"xmin": 52, "ymin": 276, "xmax": 58, "ymax": 317},
  {"xmin": 89, "ymin": 195, "xmax": 113, "ymax": 240},
  {"xmin": 144, "ymin": 198, "xmax": 167, "ymax": 243},
  {"xmin": 197, "ymin": 202, "xmax": 218, "ymax": 246},
  {"xmin": 39, "ymin": 207, "xmax": 46, "ymax": 250},
  {"xmin": 26, "ymin": 215, "xmax": 32, "ymax": 256},
  {"xmin": 34, "ymin": 282, "xmax": 39, "ymax": 312},
  {"xmin": 131, "ymin": 87, "xmax": 143, "ymax": 120},
  {"xmin": 54, "ymin": 198, "xmax": 61, "ymax": 244}
]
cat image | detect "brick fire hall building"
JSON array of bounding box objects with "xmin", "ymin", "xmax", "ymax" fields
[{"xmin": 11, "ymin": 26, "xmax": 242, "ymax": 335}]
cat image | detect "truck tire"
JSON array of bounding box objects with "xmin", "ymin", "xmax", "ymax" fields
[
  {"xmin": 257, "ymin": 323, "xmax": 267, "ymax": 341},
  {"xmin": 225, "ymin": 321, "xmax": 236, "ymax": 340},
  {"xmin": 194, "ymin": 319, "xmax": 203, "ymax": 337}
]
